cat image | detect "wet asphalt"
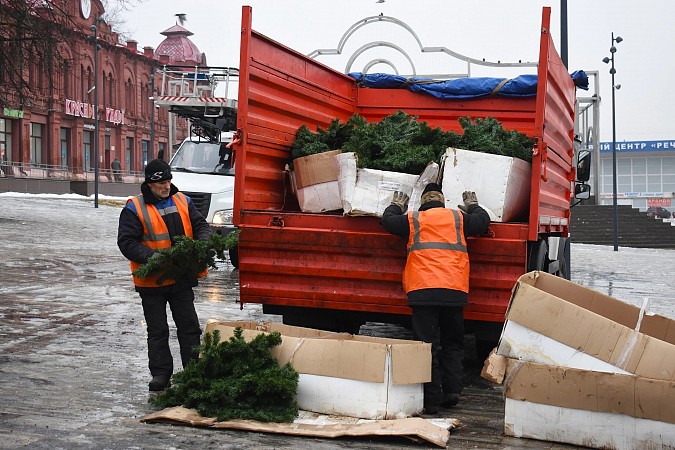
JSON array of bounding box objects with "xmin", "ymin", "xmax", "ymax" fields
[{"xmin": 0, "ymin": 195, "xmax": 673, "ymax": 449}]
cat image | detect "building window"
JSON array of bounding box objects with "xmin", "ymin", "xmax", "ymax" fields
[
  {"xmin": 126, "ymin": 137, "xmax": 134, "ymax": 173},
  {"xmin": 141, "ymin": 140, "xmax": 149, "ymax": 168},
  {"xmin": 30, "ymin": 123, "xmax": 43, "ymax": 165},
  {"xmin": 60, "ymin": 128, "xmax": 70, "ymax": 169},
  {"xmin": 158, "ymin": 142, "xmax": 166, "ymax": 161},
  {"xmin": 125, "ymin": 78, "xmax": 134, "ymax": 114},
  {"xmin": 107, "ymin": 73, "xmax": 114, "ymax": 108},
  {"xmin": 83, "ymin": 130, "xmax": 92, "ymax": 171},
  {"xmin": 0, "ymin": 118, "xmax": 12, "ymax": 163}
]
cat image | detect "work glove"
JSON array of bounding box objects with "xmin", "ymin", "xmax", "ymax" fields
[
  {"xmin": 458, "ymin": 191, "xmax": 479, "ymax": 213},
  {"xmin": 391, "ymin": 191, "xmax": 410, "ymax": 212}
]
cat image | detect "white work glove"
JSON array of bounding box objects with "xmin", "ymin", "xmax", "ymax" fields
[
  {"xmin": 391, "ymin": 191, "xmax": 410, "ymax": 212},
  {"xmin": 458, "ymin": 191, "xmax": 478, "ymax": 213}
]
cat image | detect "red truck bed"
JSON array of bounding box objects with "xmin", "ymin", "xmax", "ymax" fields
[{"xmin": 233, "ymin": 6, "xmax": 576, "ymax": 336}]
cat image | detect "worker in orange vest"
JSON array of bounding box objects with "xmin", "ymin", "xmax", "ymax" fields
[
  {"xmin": 382, "ymin": 183, "xmax": 490, "ymax": 414},
  {"xmin": 117, "ymin": 159, "xmax": 212, "ymax": 391}
]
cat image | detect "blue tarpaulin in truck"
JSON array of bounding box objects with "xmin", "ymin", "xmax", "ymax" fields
[{"xmin": 348, "ymin": 70, "xmax": 588, "ymax": 100}]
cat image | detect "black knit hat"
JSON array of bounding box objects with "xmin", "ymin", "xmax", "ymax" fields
[
  {"xmin": 422, "ymin": 182, "xmax": 443, "ymax": 194},
  {"xmin": 145, "ymin": 159, "xmax": 172, "ymax": 183}
]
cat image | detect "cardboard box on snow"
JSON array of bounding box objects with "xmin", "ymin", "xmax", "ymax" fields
[
  {"xmin": 440, "ymin": 148, "xmax": 531, "ymax": 222},
  {"xmin": 204, "ymin": 321, "xmax": 431, "ymax": 420},
  {"xmin": 503, "ymin": 359, "xmax": 675, "ymax": 450},
  {"xmin": 292, "ymin": 150, "xmax": 342, "ymax": 213},
  {"xmin": 493, "ymin": 271, "xmax": 675, "ymax": 449},
  {"xmin": 497, "ymin": 271, "xmax": 675, "ymax": 379},
  {"xmin": 336, "ymin": 152, "xmax": 439, "ymax": 217}
]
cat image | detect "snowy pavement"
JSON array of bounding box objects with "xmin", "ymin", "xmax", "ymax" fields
[{"xmin": 0, "ymin": 193, "xmax": 673, "ymax": 449}]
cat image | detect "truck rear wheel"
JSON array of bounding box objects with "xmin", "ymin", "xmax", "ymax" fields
[{"xmin": 228, "ymin": 245, "xmax": 239, "ymax": 269}]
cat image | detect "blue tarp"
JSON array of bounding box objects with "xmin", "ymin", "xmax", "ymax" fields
[{"xmin": 348, "ymin": 70, "xmax": 588, "ymax": 100}]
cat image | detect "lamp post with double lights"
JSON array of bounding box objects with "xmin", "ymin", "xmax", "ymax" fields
[
  {"xmin": 602, "ymin": 33, "xmax": 622, "ymax": 251},
  {"xmin": 87, "ymin": 19, "xmax": 102, "ymax": 208}
]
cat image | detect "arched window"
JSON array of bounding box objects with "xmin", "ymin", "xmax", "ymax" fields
[
  {"xmin": 63, "ymin": 60, "xmax": 72, "ymax": 98},
  {"xmin": 87, "ymin": 67, "xmax": 94, "ymax": 103},
  {"xmin": 125, "ymin": 78, "xmax": 135, "ymax": 114},
  {"xmin": 107, "ymin": 73, "xmax": 114, "ymax": 108},
  {"xmin": 102, "ymin": 70, "xmax": 107, "ymax": 107}
]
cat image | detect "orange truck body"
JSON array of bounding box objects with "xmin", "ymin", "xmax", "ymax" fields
[{"xmin": 232, "ymin": 6, "xmax": 577, "ymax": 340}]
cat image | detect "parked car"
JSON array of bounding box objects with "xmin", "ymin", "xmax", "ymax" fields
[{"xmin": 647, "ymin": 206, "xmax": 672, "ymax": 219}]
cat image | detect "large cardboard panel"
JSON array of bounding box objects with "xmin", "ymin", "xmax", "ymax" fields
[
  {"xmin": 439, "ymin": 148, "xmax": 531, "ymax": 222},
  {"xmin": 203, "ymin": 321, "xmax": 432, "ymax": 419},
  {"xmin": 500, "ymin": 271, "xmax": 675, "ymax": 380},
  {"xmin": 294, "ymin": 150, "xmax": 341, "ymax": 189},
  {"xmin": 502, "ymin": 359, "xmax": 675, "ymax": 449}
]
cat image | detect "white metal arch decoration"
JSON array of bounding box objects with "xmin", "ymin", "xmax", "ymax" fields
[
  {"xmin": 346, "ymin": 42, "xmax": 414, "ymax": 76},
  {"xmin": 308, "ymin": 14, "xmax": 538, "ymax": 78}
]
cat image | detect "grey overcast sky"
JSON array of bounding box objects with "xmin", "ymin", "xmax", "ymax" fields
[{"xmin": 120, "ymin": 1, "xmax": 675, "ymax": 143}]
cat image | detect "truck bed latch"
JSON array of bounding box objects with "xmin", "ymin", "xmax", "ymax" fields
[{"xmin": 269, "ymin": 216, "xmax": 285, "ymax": 228}]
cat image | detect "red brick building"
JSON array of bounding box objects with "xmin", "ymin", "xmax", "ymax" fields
[{"xmin": 0, "ymin": 0, "xmax": 208, "ymax": 179}]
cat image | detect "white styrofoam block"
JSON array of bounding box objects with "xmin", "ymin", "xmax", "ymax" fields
[
  {"xmin": 295, "ymin": 350, "xmax": 424, "ymax": 420},
  {"xmin": 336, "ymin": 152, "xmax": 423, "ymax": 217},
  {"xmin": 505, "ymin": 399, "xmax": 675, "ymax": 450},
  {"xmin": 441, "ymin": 148, "xmax": 531, "ymax": 222},
  {"xmin": 497, "ymin": 321, "xmax": 632, "ymax": 375},
  {"xmin": 296, "ymin": 180, "xmax": 342, "ymax": 213}
]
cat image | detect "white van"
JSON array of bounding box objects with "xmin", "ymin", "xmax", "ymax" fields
[{"xmin": 169, "ymin": 131, "xmax": 238, "ymax": 266}]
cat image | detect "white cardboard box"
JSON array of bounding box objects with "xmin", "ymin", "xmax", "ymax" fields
[
  {"xmin": 204, "ymin": 321, "xmax": 431, "ymax": 420},
  {"xmin": 336, "ymin": 152, "xmax": 439, "ymax": 217},
  {"xmin": 440, "ymin": 148, "xmax": 531, "ymax": 222},
  {"xmin": 292, "ymin": 150, "xmax": 343, "ymax": 213},
  {"xmin": 494, "ymin": 271, "xmax": 675, "ymax": 449}
]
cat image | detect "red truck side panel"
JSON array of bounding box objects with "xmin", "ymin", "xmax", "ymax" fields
[{"xmin": 234, "ymin": 6, "xmax": 575, "ymax": 324}]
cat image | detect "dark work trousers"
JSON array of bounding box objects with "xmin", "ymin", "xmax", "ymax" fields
[
  {"xmin": 411, "ymin": 305, "xmax": 465, "ymax": 409},
  {"xmin": 139, "ymin": 287, "xmax": 202, "ymax": 377}
]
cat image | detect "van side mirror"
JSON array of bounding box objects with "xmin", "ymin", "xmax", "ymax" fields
[
  {"xmin": 575, "ymin": 183, "xmax": 591, "ymax": 200},
  {"xmin": 576, "ymin": 150, "xmax": 591, "ymax": 182}
]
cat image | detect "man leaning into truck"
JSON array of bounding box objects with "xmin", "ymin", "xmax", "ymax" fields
[{"xmin": 381, "ymin": 183, "xmax": 490, "ymax": 414}]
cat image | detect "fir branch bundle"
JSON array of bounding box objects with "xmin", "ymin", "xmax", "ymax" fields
[
  {"xmin": 133, "ymin": 232, "xmax": 239, "ymax": 283},
  {"xmin": 290, "ymin": 111, "xmax": 534, "ymax": 174},
  {"xmin": 150, "ymin": 328, "xmax": 299, "ymax": 423}
]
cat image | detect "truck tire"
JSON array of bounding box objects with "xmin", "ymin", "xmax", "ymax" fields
[
  {"xmin": 554, "ymin": 238, "xmax": 571, "ymax": 280},
  {"xmin": 229, "ymin": 245, "xmax": 239, "ymax": 269},
  {"xmin": 527, "ymin": 239, "xmax": 548, "ymax": 272}
]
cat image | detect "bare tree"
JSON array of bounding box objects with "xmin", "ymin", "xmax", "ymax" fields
[{"xmin": 0, "ymin": 0, "xmax": 144, "ymax": 109}]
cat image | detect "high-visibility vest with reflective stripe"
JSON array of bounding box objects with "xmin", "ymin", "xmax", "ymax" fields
[
  {"xmin": 129, "ymin": 192, "xmax": 206, "ymax": 287},
  {"xmin": 402, "ymin": 208, "xmax": 470, "ymax": 294}
]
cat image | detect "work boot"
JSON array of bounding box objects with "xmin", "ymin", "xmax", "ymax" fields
[
  {"xmin": 441, "ymin": 392, "xmax": 460, "ymax": 408},
  {"xmin": 148, "ymin": 374, "xmax": 171, "ymax": 391}
]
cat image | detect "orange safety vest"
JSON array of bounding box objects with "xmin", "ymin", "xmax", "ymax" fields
[
  {"xmin": 129, "ymin": 192, "xmax": 207, "ymax": 287},
  {"xmin": 402, "ymin": 208, "xmax": 470, "ymax": 294}
]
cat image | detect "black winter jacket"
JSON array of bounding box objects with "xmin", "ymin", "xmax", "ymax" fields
[
  {"xmin": 381, "ymin": 200, "xmax": 490, "ymax": 307},
  {"xmin": 117, "ymin": 182, "xmax": 211, "ymax": 293}
]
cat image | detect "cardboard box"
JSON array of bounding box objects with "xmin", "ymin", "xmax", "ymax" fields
[
  {"xmin": 292, "ymin": 150, "xmax": 342, "ymax": 213},
  {"xmin": 497, "ymin": 271, "xmax": 675, "ymax": 379},
  {"xmin": 503, "ymin": 360, "xmax": 675, "ymax": 449},
  {"xmin": 494, "ymin": 271, "xmax": 675, "ymax": 449},
  {"xmin": 204, "ymin": 321, "xmax": 431, "ymax": 420},
  {"xmin": 336, "ymin": 152, "xmax": 439, "ymax": 217},
  {"xmin": 440, "ymin": 148, "xmax": 531, "ymax": 222}
]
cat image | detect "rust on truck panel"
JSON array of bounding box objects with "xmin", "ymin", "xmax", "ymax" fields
[{"xmin": 234, "ymin": 6, "xmax": 575, "ymax": 324}]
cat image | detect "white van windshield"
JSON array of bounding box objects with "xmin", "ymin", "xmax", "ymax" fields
[{"xmin": 170, "ymin": 141, "xmax": 234, "ymax": 175}]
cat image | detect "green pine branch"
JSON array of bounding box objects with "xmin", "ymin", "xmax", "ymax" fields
[
  {"xmin": 150, "ymin": 328, "xmax": 299, "ymax": 423},
  {"xmin": 133, "ymin": 232, "xmax": 239, "ymax": 283}
]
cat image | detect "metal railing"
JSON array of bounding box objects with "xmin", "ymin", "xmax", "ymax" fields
[{"xmin": 0, "ymin": 162, "xmax": 145, "ymax": 183}]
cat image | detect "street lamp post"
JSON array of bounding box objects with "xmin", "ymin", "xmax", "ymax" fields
[
  {"xmin": 88, "ymin": 21, "xmax": 102, "ymax": 208},
  {"xmin": 603, "ymin": 33, "xmax": 623, "ymax": 251},
  {"xmin": 148, "ymin": 71, "xmax": 156, "ymax": 160}
]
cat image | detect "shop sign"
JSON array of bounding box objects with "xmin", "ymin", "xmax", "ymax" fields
[
  {"xmin": 647, "ymin": 198, "xmax": 672, "ymax": 207},
  {"xmin": 596, "ymin": 140, "xmax": 675, "ymax": 153},
  {"xmin": 3, "ymin": 107, "xmax": 24, "ymax": 119},
  {"xmin": 601, "ymin": 192, "xmax": 672, "ymax": 199},
  {"xmin": 64, "ymin": 99, "xmax": 125, "ymax": 125}
]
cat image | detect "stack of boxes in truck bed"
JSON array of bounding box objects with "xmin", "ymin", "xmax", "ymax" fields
[
  {"xmin": 291, "ymin": 148, "xmax": 530, "ymax": 220},
  {"xmin": 491, "ymin": 271, "xmax": 675, "ymax": 449}
]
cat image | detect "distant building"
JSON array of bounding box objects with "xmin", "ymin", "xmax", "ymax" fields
[
  {"xmin": 596, "ymin": 140, "xmax": 675, "ymax": 213},
  {"xmin": 0, "ymin": 1, "xmax": 207, "ymax": 178}
]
